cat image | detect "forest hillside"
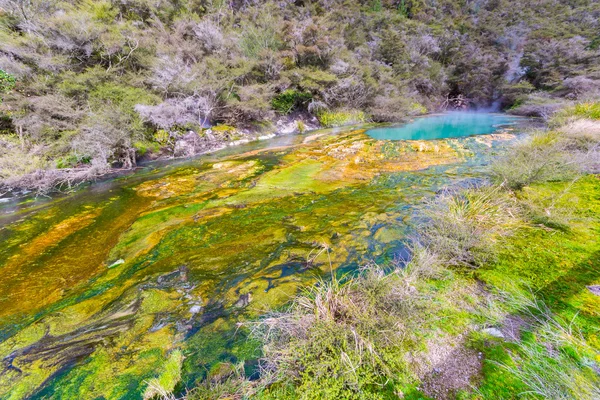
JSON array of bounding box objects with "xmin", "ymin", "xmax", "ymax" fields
[{"xmin": 0, "ymin": 0, "xmax": 599, "ymax": 192}]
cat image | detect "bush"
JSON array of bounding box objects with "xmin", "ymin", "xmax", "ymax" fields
[
  {"xmin": 271, "ymin": 89, "xmax": 312, "ymax": 114},
  {"xmin": 0, "ymin": 69, "xmax": 16, "ymax": 99},
  {"xmin": 239, "ymin": 14, "xmax": 282, "ymax": 59}
]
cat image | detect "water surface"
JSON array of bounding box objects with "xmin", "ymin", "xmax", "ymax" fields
[
  {"xmin": 366, "ymin": 112, "xmax": 519, "ymax": 141},
  {"xmin": 0, "ymin": 123, "xmax": 527, "ymax": 399}
]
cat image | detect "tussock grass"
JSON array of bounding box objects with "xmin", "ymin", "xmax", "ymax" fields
[
  {"xmin": 491, "ymin": 131, "xmax": 579, "ymax": 190},
  {"xmin": 241, "ymin": 245, "xmax": 463, "ymax": 399},
  {"xmin": 420, "ymin": 185, "xmax": 522, "ymax": 268},
  {"xmin": 252, "ymin": 266, "xmax": 414, "ymax": 397},
  {"xmin": 554, "ymin": 102, "xmax": 600, "ymax": 123},
  {"xmin": 492, "ymin": 114, "xmax": 600, "ymax": 190}
]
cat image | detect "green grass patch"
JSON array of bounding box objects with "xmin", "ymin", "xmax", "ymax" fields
[{"xmin": 317, "ymin": 110, "xmax": 367, "ymax": 128}]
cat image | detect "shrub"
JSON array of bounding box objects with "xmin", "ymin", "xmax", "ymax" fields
[
  {"xmin": 271, "ymin": 89, "xmax": 312, "ymax": 114},
  {"xmin": 0, "ymin": 69, "xmax": 16, "ymax": 99},
  {"xmin": 135, "ymin": 96, "xmax": 213, "ymax": 131},
  {"xmin": 72, "ymin": 107, "xmax": 138, "ymax": 169},
  {"xmin": 239, "ymin": 15, "xmax": 282, "ymax": 59},
  {"xmin": 192, "ymin": 20, "xmax": 224, "ymax": 54},
  {"xmin": 507, "ymin": 92, "xmax": 570, "ymax": 119}
]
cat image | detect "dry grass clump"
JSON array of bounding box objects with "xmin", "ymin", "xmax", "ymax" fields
[
  {"xmin": 420, "ymin": 185, "xmax": 523, "ymax": 268},
  {"xmin": 558, "ymin": 119, "xmax": 600, "ymax": 173}
]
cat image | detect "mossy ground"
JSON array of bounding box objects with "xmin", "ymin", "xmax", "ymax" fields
[{"xmin": 472, "ymin": 175, "xmax": 600, "ymax": 399}]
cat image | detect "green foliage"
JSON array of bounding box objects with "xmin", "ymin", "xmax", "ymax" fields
[
  {"xmin": 271, "ymin": 90, "xmax": 312, "ymax": 114},
  {"xmin": 2, "ymin": 0, "xmax": 600, "ymax": 189},
  {"xmin": 133, "ymin": 141, "xmax": 159, "ymax": 156},
  {"xmin": 0, "ymin": 69, "xmax": 15, "ymax": 101},
  {"xmin": 84, "ymin": 0, "xmax": 118, "ymax": 23},
  {"xmin": 87, "ymin": 83, "xmax": 160, "ymax": 137},
  {"xmin": 239, "ymin": 15, "xmax": 282, "ymax": 59},
  {"xmin": 88, "ymin": 83, "xmax": 159, "ymax": 116},
  {"xmin": 55, "ymin": 154, "xmax": 89, "ymax": 169}
]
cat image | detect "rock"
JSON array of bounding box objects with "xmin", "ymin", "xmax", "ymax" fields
[
  {"xmin": 482, "ymin": 327, "xmax": 505, "ymax": 339},
  {"xmin": 235, "ymin": 292, "xmax": 252, "ymax": 308},
  {"xmin": 189, "ymin": 305, "xmax": 202, "ymax": 314},
  {"xmin": 587, "ymin": 285, "xmax": 600, "ymax": 296},
  {"xmin": 107, "ymin": 259, "xmax": 125, "ymax": 268},
  {"xmin": 258, "ymin": 133, "xmax": 276, "ymax": 141}
]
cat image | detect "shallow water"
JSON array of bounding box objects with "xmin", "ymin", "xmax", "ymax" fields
[
  {"xmin": 366, "ymin": 112, "xmax": 520, "ymax": 141},
  {"xmin": 0, "ymin": 121, "xmax": 527, "ymax": 399}
]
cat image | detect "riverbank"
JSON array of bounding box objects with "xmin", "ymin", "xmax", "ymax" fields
[
  {"xmin": 185, "ymin": 103, "xmax": 600, "ymax": 399},
  {"xmin": 0, "ymin": 113, "xmax": 326, "ymax": 197}
]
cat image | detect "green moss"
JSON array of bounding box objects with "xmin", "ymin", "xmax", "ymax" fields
[{"xmin": 144, "ymin": 350, "xmax": 184, "ymax": 399}]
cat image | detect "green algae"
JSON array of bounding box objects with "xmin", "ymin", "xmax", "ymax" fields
[{"xmin": 0, "ymin": 126, "xmax": 524, "ymax": 399}]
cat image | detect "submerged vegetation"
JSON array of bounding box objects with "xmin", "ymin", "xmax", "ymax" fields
[
  {"xmin": 0, "ymin": 0, "xmax": 599, "ymax": 192},
  {"xmin": 188, "ymin": 105, "xmax": 600, "ymax": 399}
]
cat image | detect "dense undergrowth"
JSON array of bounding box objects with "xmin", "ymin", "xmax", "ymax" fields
[
  {"xmin": 0, "ymin": 0, "xmax": 599, "ymax": 192},
  {"xmin": 171, "ymin": 105, "xmax": 600, "ymax": 399}
]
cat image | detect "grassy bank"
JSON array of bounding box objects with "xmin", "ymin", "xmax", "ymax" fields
[{"xmin": 168, "ymin": 103, "xmax": 600, "ymax": 399}]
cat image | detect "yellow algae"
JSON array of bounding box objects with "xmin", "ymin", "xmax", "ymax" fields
[
  {"xmin": 0, "ymin": 323, "xmax": 45, "ymax": 358},
  {"xmin": 135, "ymin": 173, "xmax": 209, "ymax": 198},
  {"xmin": 374, "ymin": 226, "xmax": 404, "ymax": 244},
  {"xmin": 0, "ymin": 358, "xmax": 54, "ymax": 400},
  {"xmin": 0, "ymin": 195, "xmax": 150, "ymax": 321},
  {"xmin": 3, "ymin": 208, "xmax": 103, "ymax": 270}
]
